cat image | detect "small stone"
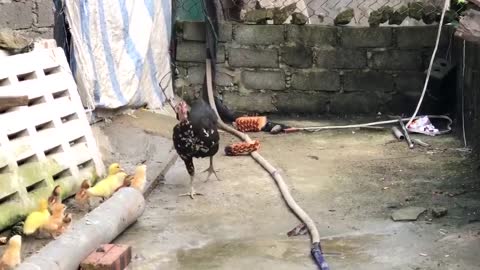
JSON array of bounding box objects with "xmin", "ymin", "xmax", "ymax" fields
[
  {"xmin": 370, "ymin": 6, "xmax": 394, "ymax": 26},
  {"xmin": 0, "ymin": 29, "xmax": 33, "ymax": 54},
  {"xmin": 389, "ymin": 5, "xmax": 408, "ymax": 25},
  {"xmin": 134, "ymin": 254, "xmax": 145, "ymax": 261},
  {"xmin": 334, "ymin": 8, "xmax": 354, "ymax": 25},
  {"xmin": 391, "ymin": 207, "xmax": 427, "ymax": 221},
  {"xmin": 378, "ymin": 6, "xmax": 394, "ymax": 23},
  {"xmin": 422, "ymin": 4, "xmax": 438, "ymax": 25},
  {"xmin": 273, "ymin": 3, "xmax": 297, "ymax": 25},
  {"xmin": 291, "ymin": 12, "xmax": 308, "ymax": 25},
  {"xmin": 408, "ymin": 2, "xmax": 425, "ymax": 20},
  {"xmin": 244, "ymin": 9, "xmax": 274, "ymax": 24},
  {"xmin": 432, "ymin": 207, "xmax": 448, "ymax": 218},
  {"xmin": 369, "ymin": 10, "xmax": 383, "ymax": 27}
]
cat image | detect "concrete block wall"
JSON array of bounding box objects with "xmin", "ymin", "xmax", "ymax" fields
[
  {"xmin": 175, "ymin": 21, "xmax": 452, "ymax": 115},
  {"xmin": 0, "ymin": 0, "xmax": 54, "ymax": 38},
  {"xmin": 453, "ymin": 38, "xmax": 480, "ymax": 156}
]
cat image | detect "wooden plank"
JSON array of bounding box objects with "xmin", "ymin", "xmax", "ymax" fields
[{"xmin": 0, "ymin": 96, "xmax": 28, "ymax": 110}]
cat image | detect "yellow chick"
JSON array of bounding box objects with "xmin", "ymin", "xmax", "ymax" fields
[
  {"xmin": 75, "ymin": 179, "xmax": 91, "ymax": 210},
  {"xmin": 130, "ymin": 165, "xmax": 147, "ymax": 192},
  {"xmin": 23, "ymin": 199, "xmax": 50, "ymax": 236},
  {"xmin": 107, "ymin": 163, "xmax": 123, "ymax": 176},
  {"xmin": 0, "ymin": 235, "xmax": 22, "ymax": 270},
  {"xmin": 86, "ymin": 172, "xmax": 128, "ymax": 200}
]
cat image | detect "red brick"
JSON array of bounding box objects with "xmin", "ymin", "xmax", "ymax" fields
[
  {"xmin": 101, "ymin": 245, "xmax": 131, "ymax": 269},
  {"xmin": 80, "ymin": 244, "xmax": 132, "ymax": 270},
  {"xmin": 82, "ymin": 245, "xmax": 114, "ymax": 266}
]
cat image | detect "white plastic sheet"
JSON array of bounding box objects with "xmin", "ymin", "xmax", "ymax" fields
[
  {"xmin": 407, "ymin": 116, "xmax": 440, "ymax": 136},
  {"xmin": 64, "ymin": 0, "xmax": 173, "ymax": 110}
]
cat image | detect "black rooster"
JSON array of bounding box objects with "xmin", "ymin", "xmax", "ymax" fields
[{"xmin": 173, "ymin": 99, "xmax": 221, "ymax": 199}]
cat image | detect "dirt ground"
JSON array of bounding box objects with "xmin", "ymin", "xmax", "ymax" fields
[
  {"xmin": 2, "ymin": 112, "xmax": 479, "ymax": 269},
  {"xmin": 116, "ymin": 114, "xmax": 480, "ymax": 270}
]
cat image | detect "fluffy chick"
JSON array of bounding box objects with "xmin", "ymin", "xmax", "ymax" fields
[
  {"xmin": 89, "ymin": 163, "xmax": 125, "ymax": 195},
  {"xmin": 86, "ymin": 172, "xmax": 128, "ymax": 200},
  {"xmin": 42, "ymin": 202, "xmax": 66, "ymax": 239},
  {"xmin": 114, "ymin": 164, "xmax": 147, "ymax": 193},
  {"xmin": 0, "ymin": 235, "xmax": 21, "ymax": 270},
  {"xmin": 23, "ymin": 199, "xmax": 50, "ymax": 236},
  {"xmin": 47, "ymin": 185, "xmax": 62, "ymax": 209},
  {"xmin": 130, "ymin": 165, "xmax": 147, "ymax": 192},
  {"xmin": 62, "ymin": 213, "xmax": 72, "ymax": 230},
  {"xmin": 75, "ymin": 179, "xmax": 91, "ymax": 210},
  {"xmin": 114, "ymin": 176, "xmax": 132, "ymax": 192},
  {"xmin": 106, "ymin": 163, "xmax": 123, "ymax": 176},
  {"xmin": 46, "ymin": 213, "xmax": 73, "ymax": 238}
]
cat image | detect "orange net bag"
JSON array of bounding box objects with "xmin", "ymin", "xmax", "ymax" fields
[
  {"xmin": 225, "ymin": 140, "xmax": 260, "ymax": 156},
  {"xmin": 234, "ymin": 116, "xmax": 267, "ymax": 132}
]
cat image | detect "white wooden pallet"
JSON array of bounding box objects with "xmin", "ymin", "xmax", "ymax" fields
[{"xmin": 0, "ymin": 48, "xmax": 105, "ymax": 230}]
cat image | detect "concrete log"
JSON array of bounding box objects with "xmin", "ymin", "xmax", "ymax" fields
[{"xmin": 16, "ymin": 187, "xmax": 146, "ymax": 270}]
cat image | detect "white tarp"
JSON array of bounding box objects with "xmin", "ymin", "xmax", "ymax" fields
[{"xmin": 64, "ymin": 0, "xmax": 173, "ymax": 110}]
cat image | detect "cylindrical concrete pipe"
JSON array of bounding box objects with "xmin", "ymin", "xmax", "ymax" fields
[
  {"xmin": 391, "ymin": 126, "xmax": 405, "ymax": 140},
  {"xmin": 17, "ymin": 187, "xmax": 145, "ymax": 270}
]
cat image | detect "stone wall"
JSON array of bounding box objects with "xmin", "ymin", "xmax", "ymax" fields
[
  {"xmin": 253, "ymin": 0, "xmax": 442, "ymax": 25},
  {"xmin": 453, "ymin": 38, "xmax": 480, "ymax": 155},
  {"xmin": 177, "ymin": 0, "xmax": 444, "ymax": 26},
  {"xmin": 174, "ymin": 21, "xmax": 452, "ymax": 115},
  {"xmin": 0, "ymin": 0, "xmax": 54, "ymax": 38}
]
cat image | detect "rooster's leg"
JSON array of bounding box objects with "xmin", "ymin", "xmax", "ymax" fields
[
  {"xmin": 179, "ymin": 158, "xmax": 203, "ymax": 199},
  {"xmin": 179, "ymin": 174, "xmax": 203, "ymax": 199},
  {"xmin": 203, "ymin": 156, "xmax": 221, "ymax": 182}
]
